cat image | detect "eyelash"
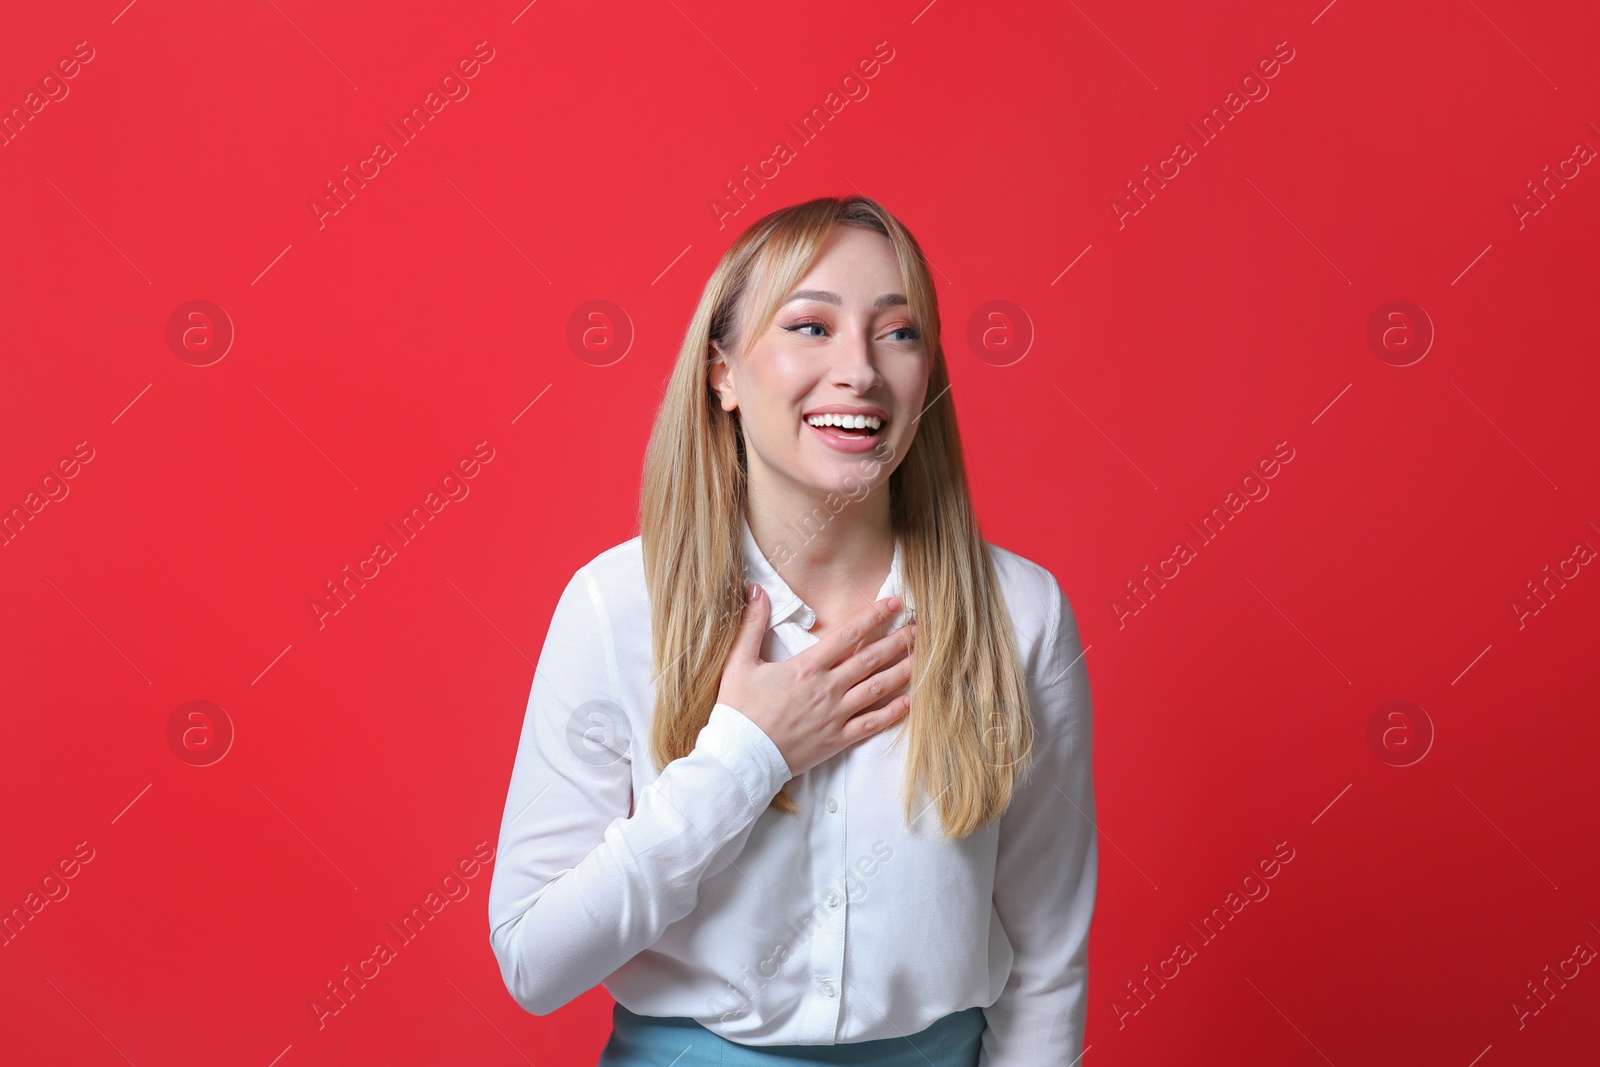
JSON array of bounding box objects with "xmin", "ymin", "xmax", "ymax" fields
[{"xmin": 785, "ymin": 319, "xmax": 922, "ymax": 342}]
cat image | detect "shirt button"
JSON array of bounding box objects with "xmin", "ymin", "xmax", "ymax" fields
[
  {"xmin": 821, "ymin": 980, "xmax": 835, "ymax": 997},
  {"xmin": 825, "ymin": 797, "xmax": 838, "ymax": 813},
  {"xmin": 825, "ymin": 890, "xmax": 839, "ymax": 907}
]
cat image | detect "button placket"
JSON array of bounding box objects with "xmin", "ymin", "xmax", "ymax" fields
[
  {"xmin": 824, "ymin": 793, "xmax": 842, "ymax": 910},
  {"xmin": 728, "ymin": 515, "xmax": 938, "ymax": 1042},
  {"xmin": 785, "ymin": 596, "xmax": 859, "ymax": 1039},
  {"xmin": 806, "ymin": 763, "xmax": 848, "ymax": 1038}
]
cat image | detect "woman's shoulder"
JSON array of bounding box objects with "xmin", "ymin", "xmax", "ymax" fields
[
  {"xmin": 983, "ymin": 540, "xmax": 1067, "ymax": 615},
  {"xmin": 569, "ymin": 534, "xmax": 646, "ymax": 598},
  {"xmin": 541, "ymin": 536, "xmax": 649, "ymax": 661},
  {"xmin": 983, "ymin": 540, "xmax": 1076, "ymax": 672},
  {"xmin": 577, "ymin": 533, "xmax": 644, "ymax": 576}
]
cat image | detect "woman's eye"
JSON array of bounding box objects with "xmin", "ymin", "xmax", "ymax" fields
[{"xmin": 781, "ymin": 320, "xmax": 921, "ymax": 342}]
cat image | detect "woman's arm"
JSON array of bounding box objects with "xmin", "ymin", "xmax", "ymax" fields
[
  {"xmin": 980, "ymin": 573, "xmax": 1098, "ymax": 1066},
  {"xmin": 487, "ymin": 564, "xmax": 793, "ymax": 1016}
]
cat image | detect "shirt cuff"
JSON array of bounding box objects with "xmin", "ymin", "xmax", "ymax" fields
[{"xmin": 698, "ymin": 703, "xmax": 794, "ymax": 807}]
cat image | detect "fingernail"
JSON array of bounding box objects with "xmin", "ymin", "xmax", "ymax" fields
[{"xmin": 749, "ymin": 582, "xmax": 760, "ymax": 602}]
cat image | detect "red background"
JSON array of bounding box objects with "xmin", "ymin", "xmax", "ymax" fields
[{"xmin": 4, "ymin": 0, "xmax": 1598, "ymax": 1063}]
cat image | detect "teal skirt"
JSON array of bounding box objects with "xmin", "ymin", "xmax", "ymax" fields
[{"xmin": 598, "ymin": 1002, "xmax": 986, "ymax": 1066}]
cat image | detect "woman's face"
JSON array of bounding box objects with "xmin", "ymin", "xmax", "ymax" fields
[{"xmin": 710, "ymin": 225, "xmax": 930, "ymax": 505}]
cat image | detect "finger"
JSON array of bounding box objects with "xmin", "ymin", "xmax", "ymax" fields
[
  {"xmin": 841, "ymin": 693, "xmax": 912, "ymax": 745},
  {"xmin": 832, "ymin": 620, "xmax": 914, "ymax": 697},
  {"xmin": 734, "ymin": 582, "xmax": 770, "ymax": 658},
  {"xmin": 811, "ymin": 595, "xmax": 902, "ymax": 668},
  {"xmin": 838, "ymin": 642, "xmax": 915, "ymax": 718}
]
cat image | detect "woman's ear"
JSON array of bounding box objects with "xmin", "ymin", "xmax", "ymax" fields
[{"xmin": 707, "ymin": 344, "xmax": 738, "ymax": 412}]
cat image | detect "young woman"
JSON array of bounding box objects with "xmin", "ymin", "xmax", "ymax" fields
[{"xmin": 488, "ymin": 195, "xmax": 1096, "ymax": 1066}]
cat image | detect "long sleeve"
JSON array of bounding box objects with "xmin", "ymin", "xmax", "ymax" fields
[
  {"xmin": 487, "ymin": 565, "xmax": 794, "ymax": 1016},
  {"xmin": 980, "ymin": 574, "xmax": 1098, "ymax": 1066}
]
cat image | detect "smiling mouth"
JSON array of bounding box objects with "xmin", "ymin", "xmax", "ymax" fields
[{"xmin": 803, "ymin": 413, "xmax": 886, "ymax": 440}]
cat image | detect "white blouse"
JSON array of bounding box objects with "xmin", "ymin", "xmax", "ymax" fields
[{"xmin": 488, "ymin": 515, "xmax": 1097, "ymax": 1064}]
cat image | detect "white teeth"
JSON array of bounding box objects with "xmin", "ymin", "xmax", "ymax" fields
[{"xmin": 805, "ymin": 413, "xmax": 883, "ymax": 431}]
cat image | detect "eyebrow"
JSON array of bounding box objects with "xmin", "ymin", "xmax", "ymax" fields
[{"xmin": 781, "ymin": 289, "xmax": 908, "ymax": 310}]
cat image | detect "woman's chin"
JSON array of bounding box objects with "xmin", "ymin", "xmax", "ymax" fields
[{"xmin": 794, "ymin": 469, "xmax": 888, "ymax": 501}]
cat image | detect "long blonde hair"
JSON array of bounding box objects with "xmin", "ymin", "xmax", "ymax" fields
[{"xmin": 638, "ymin": 194, "xmax": 1033, "ymax": 840}]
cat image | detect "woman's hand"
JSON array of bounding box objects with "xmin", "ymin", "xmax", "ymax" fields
[{"xmin": 716, "ymin": 583, "xmax": 916, "ymax": 778}]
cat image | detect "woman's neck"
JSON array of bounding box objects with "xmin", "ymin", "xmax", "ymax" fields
[{"xmin": 746, "ymin": 487, "xmax": 896, "ymax": 634}]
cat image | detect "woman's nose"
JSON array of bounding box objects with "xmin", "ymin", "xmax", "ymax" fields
[{"xmin": 830, "ymin": 334, "xmax": 881, "ymax": 389}]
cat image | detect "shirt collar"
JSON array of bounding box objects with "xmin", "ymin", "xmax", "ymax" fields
[{"xmin": 739, "ymin": 512, "xmax": 913, "ymax": 633}]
